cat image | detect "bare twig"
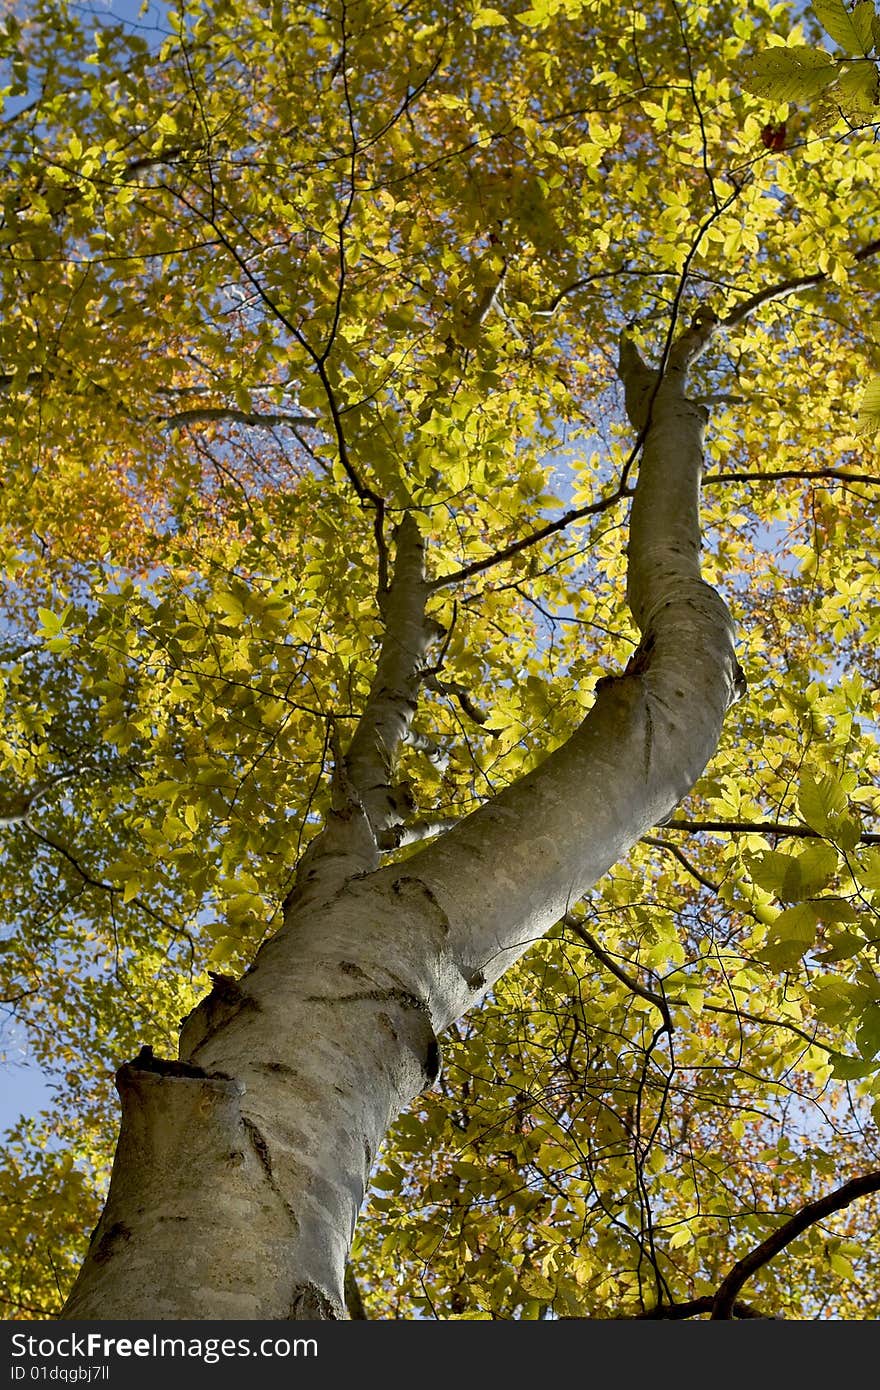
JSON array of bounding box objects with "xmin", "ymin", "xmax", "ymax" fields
[
  {"xmin": 661, "ymin": 817, "xmax": 880, "ymax": 845},
  {"xmin": 428, "ymin": 485, "xmax": 630, "ymax": 591},
  {"xmin": 424, "ymin": 673, "xmax": 489, "ymax": 727},
  {"xmin": 641, "ymin": 835, "xmax": 720, "ymax": 893},
  {"xmin": 564, "ymin": 912, "xmax": 673, "ymax": 1034}
]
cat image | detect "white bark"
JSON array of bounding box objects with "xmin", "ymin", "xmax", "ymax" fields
[
  {"xmin": 61, "ymin": 311, "xmax": 744, "ymax": 1320},
  {"xmin": 343, "ymin": 513, "xmax": 440, "ymax": 845},
  {"xmin": 280, "ymin": 514, "xmax": 438, "ymax": 915}
]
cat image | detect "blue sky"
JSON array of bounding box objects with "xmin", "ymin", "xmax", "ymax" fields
[
  {"xmin": 0, "ymin": 0, "xmax": 171, "ymax": 1138},
  {"xmin": 0, "ymin": 1022, "xmax": 53, "ymax": 1131}
]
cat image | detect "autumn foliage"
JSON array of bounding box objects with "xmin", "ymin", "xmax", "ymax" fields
[{"xmin": 1, "ymin": 0, "xmax": 880, "ymax": 1319}]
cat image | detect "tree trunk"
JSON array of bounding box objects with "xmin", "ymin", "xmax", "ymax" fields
[{"xmin": 61, "ymin": 312, "xmax": 745, "ymax": 1319}]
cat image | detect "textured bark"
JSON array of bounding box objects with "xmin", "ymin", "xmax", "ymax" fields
[
  {"xmin": 280, "ymin": 514, "xmax": 439, "ymax": 920},
  {"xmin": 343, "ymin": 513, "xmax": 441, "ymax": 847},
  {"xmin": 62, "ymin": 311, "xmax": 745, "ymax": 1321}
]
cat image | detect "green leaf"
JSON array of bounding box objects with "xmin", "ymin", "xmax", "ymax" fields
[
  {"xmin": 856, "ymin": 1003, "xmax": 880, "ymax": 1059},
  {"xmin": 747, "ymin": 840, "xmax": 837, "ymax": 901},
  {"xmin": 811, "ymin": 976, "xmax": 863, "ymax": 1024},
  {"xmin": 855, "ymin": 847, "xmax": 880, "ymax": 889},
  {"xmin": 854, "ymin": 0, "xmax": 879, "ymax": 51},
  {"xmin": 812, "ymin": 0, "xmax": 874, "ymax": 55},
  {"xmin": 37, "ymin": 605, "xmax": 70, "ymax": 637},
  {"xmin": 811, "ymin": 897, "xmax": 857, "ymax": 922},
  {"xmin": 747, "ymin": 849, "xmax": 803, "ymax": 900},
  {"xmin": 211, "ymin": 589, "xmax": 246, "ymax": 622},
  {"xmin": 515, "ymin": 5, "xmax": 548, "ymax": 27},
  {"xmin": 855, "ymin": 375, "xmax": 880, "ymax": 435},
  {"xmin": 758, "ymin": 903, "xmax": 818, "ymax": 969},
  {"xmin": 828, "ymin": 1250, "xmax": 856, "ymax": 1280},
  {"xmin": 473, "ymin": 7, "xmax": 509, "ymax": 26},
  {"xmin": 835, "ymin": 816, "xmax": 863, "ymax": 853},
  {"xmin": 814, "ymin": 928, "xmax": 865, "ymax": 962},
  {"xmin": 134, "ymin": 780, "xmax": 182, "ymax": 800},
  {"xmin": 798, "ymin": 769, "xmax": 848, "ymax": 835},
  {"xmin": 829, "ymin": 1052, "xmax": 876, "ymax": 1080},
  {"xmin": 793, "ymin": 840, "xmax": 839, "ymax": 895},
  {"xmin": 519, "ymin": 1267, "xmax": 555, "ymax": 1299},
  {"xmin": 744, "ymin": 46, "xmax": 838, "ymax": 102},
  {"xmin": 837, "ymin": 59, "xmax": 880, "ymax": 110}
]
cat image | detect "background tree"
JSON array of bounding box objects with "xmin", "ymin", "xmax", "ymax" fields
[{"xmin": 2, "ymin": 0, "xmax": 880, "ymax": 1320}]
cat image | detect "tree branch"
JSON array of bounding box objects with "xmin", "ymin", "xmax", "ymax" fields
[
  {"xmin": 723, "ymin": 235, "xmax": 880, "ymax": 329},
  {"xmin": 568, "ymin": 909, "xmax": 837, "ymax": 1054},
  {"xmin": 427, "ymin": 236, "xmax": 880, "ymax": 597},
  {"xmin": 428, "ymin": 485, "xmax": 630, "ymax": 591},
  {"xmin": 424, "ymin": 673, "xmax": 489, "ymax": 727},
  {"xmin": 378, "ymin": 817, "xmax": 459, "ymax": 850},
  {"xmin": 703, "ymin": 468, "xmax": 880, "ymax": 489},
  {"xmin": 703, "ymin": 1004, "xmax": 835, "ymax": 1055},
  {"xmin": 711, "ymin": 1170, "xmax": 880, "ymax": 1318},
  {"xmin": 662, "ymin": 817, "xmax": 880, "ymax": 845},
  {"xmin": 641, "ymin": 835, "xmax": 720, "ymax": 892},
  {"xmin": 345, "ymin": 515, "xmax": 441, "ymax": 843},
  {"xmin": 160, "ymin": 406, "xmax": 317, "ymax": 431},
  {"xmin": 24, "ymin": 819, "xmax": 117, "ymax": 893},
  {"xmin": 635, "ymin": 1295, "xmax": 772, "ymax": 1319},
  {"xmin": 564, "ymin": 913, "xmax": 673, "ymax": 1034},
  {"xmin": 397, "ymin": 306, "xmax": 745, "ymax": 1023},
  {"xmin": 285, "ymin": 516, "xmax": 442, "ymax": 914},
  {"xmin": 282, "ymin": 720, "xmax": 378, "ymax": 918}
]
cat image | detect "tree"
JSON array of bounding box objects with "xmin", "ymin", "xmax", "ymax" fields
[{"xmin": 2, "ymin": 0, "xmax": 880, "ymax": 1321}]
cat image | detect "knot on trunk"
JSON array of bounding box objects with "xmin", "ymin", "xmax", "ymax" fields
[{"xmin": 179, "ymin": 973, "xmax": 260, "ymax": 1060}]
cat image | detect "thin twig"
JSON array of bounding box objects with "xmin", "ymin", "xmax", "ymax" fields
[
  {"xmin": 429, "ymin": 485, "xmax": 630, "ymax": 591},
  {"xmin": 564, "ymin": 913, "xmax": 673, "ymax": 1034},
  {"xmin": 642, "ymin": 835, "xmax": 720, "ymax": 892},
  {"xmin": 662, "ymin": 817, "xmax": 880, "ymax": 845}
]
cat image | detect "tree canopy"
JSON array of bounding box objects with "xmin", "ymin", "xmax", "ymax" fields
[{"xmin": 2, "ymin": 0, "xmax": 880, "ymax": 1320}]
